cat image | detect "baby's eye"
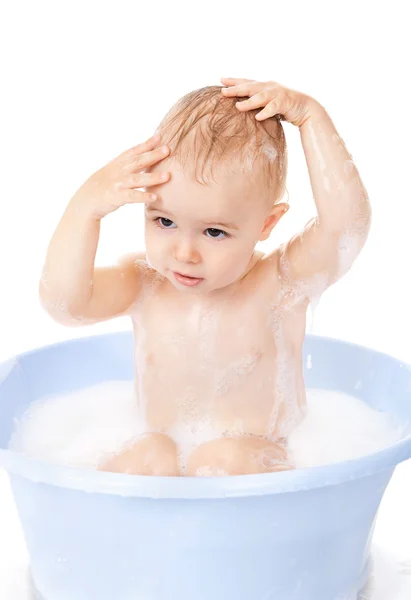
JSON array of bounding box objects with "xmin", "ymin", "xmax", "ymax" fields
[
  {"xmin": 157, "ymin": 217, "xmax": 176, "ymax": 229},
  {"xmin": 205, "ymin": 228, "xmax": 228, "ymax": 240}
]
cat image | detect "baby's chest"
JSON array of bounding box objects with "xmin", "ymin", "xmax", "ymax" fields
[{"xmin": 134, "ymin": 296, "xmax": 277, "ymax": 370}]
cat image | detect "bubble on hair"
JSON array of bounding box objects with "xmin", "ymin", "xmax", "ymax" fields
[
  {"xmin": 155, "ymin": 85, "xmax": 287, "ymax": 200},
  {"xmin": 262, "ymin": 141, "xmax": 278, "ymax": 163}
]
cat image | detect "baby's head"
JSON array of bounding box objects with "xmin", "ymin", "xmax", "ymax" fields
[{"xmin": 145, "ymin": 85, "xmax": 288, "ymax": 294}]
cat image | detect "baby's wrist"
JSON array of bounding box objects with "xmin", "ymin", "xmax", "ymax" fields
[
  {"xmin": 68, "ymin": 192, "xmax": 103, "ymax": 224},
  {"xmin": 299, "ymin": 99, "xmax": 327, "ymax": 129}
]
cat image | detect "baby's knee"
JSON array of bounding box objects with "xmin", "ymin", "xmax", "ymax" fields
[
  {"xmin": 99, "ymin": 432, "xmax": 180, "ymax": 476},
  {"xmin": 186, "ymin": 436, "xmax": 292, "ymax": 477}
]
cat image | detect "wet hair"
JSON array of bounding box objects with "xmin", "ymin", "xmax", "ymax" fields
[{"xmin": 156, "ymin": 85, "xmax": 288, "ymax": 204}]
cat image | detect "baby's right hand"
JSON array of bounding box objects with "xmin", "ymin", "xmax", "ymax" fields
[{"xmin": 72, "ymin": 134, "xmax": 170, "ymax": 220}]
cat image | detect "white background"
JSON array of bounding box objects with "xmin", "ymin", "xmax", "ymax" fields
[{"xmin": 0, "ymin": 1, "xmax": 410, "ymax": 598}]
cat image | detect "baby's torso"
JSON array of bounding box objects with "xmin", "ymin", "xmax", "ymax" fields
[{"xmin": 131, "ymin": 254, "xmax": 309, "ymax": 440}]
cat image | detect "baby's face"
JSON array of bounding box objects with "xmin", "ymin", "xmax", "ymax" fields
[{"xmin": 144, "ymin": 160, "xmax": 273, "ymax": 294}]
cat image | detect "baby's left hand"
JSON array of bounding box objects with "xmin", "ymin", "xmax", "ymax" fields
[{"xmin": 221, "ymin": 78, "xmax": 319, "ymax": 128}]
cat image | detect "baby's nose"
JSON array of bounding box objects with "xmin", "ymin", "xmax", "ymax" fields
[{"xmin": 174, "ymin": 239, "xmax": 201, "ymax": 264}]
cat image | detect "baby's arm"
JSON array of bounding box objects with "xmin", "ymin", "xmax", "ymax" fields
[
  {"xmin": 221, "ymin": 79, "xmax": 371, "ymax": 286},
  {"xmin": 40, "ymin": 207, "xmax": 141, "ymax": 325},
  {"xmin": 282, "ymin": 103, "xmax": 371, "ymax": 284},
  {"xmin": 39, "ymin": 135, "xmax": 170, "ymax": 325}
]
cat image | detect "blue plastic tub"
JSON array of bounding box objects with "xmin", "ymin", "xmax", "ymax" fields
[{"xmin": 1, "ymin": 332, "xmax": 411, "ymax": 600}]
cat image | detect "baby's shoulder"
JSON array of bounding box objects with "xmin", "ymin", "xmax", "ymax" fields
[
  {"xmin": 247, "ymin": 248, "xmax": 282, "ymax": 282},
  {"xmin": 121, "ymin": 252, "xmax": 156, "ymax": 278},
  {"xmin": 121, "ymin": 252, "xmax": 167, "ymax": 302},
  {"xmin": 246, "ymin": 248, "xmax": 304, "ymax": 302},
  {"xmin": 238, "ymin": 249, "xmax": 282, "ymax": 302}
]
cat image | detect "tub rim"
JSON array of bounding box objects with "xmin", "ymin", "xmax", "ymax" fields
[{"xmin": 0, "ymin": 331, "xmax": 410, "ymax": 499}]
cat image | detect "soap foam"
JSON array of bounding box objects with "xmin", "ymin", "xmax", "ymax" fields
[
  {"xmin": 9, "ymin": 382, "xmax": 407, "ymax": 471},
  {"xmin": 9, "ymin": 381, "xmax": 145, "ymax": 469},
  {"xmin": 288, "ymin": 389, "xmax": 407, "ymax": 468}
]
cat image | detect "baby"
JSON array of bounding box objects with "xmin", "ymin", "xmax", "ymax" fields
[{"xmin": 39, "ymin": 77, "xmax": 371, "ymax": 477}]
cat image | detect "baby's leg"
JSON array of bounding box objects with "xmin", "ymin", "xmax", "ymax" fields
[
  {"xmin": 186, "ymin": 436, "xmax": 293, "ymax": 477},
  {"xmin": 99, "ymin": 432, "xmax": 180, "ymax": 476}
]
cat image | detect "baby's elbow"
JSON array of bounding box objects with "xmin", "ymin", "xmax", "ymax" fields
[
  {"xmin": 39, "ymin": 291, "xmax": 89, "ymax": 328},
  {"xmin": 336, "ymin": 222, "xmax": 370, "ymax": 280},
  {"xmin": 340, "ymin": 196, "xmax": 372, "ymax": 241},
  {"xmin": 354, "ymin": 197, "xmax": 372, "ymax": 245},
  {"xmin": 360, "ymin": 196, "xmax": 372, "ymax": 232}
]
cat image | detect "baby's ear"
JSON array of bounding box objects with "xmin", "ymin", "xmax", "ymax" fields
[{"xmin": 259, "ymin": 203, "xmax": 289, "ymax": 241}]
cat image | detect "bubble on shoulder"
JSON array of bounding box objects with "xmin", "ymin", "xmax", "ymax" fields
[
  {"xmin": 132, "ymin": 253, "xmax": 165, "ymax": 295},
  {"xmin": 129, "ymin": 252, "xmax": 154, "ymax": 276}
]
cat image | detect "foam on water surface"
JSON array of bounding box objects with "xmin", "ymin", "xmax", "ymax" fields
[
  {"xmin": 8, "ymin": 382, "xmax": 406, "ymax": 471},
  {"xmin": 9, "ymin": 381, "xmax": 145, "ymax": 469},
  {"xmin": 288, "ymin": 389, "xmax": 405, "ymax": 468}
]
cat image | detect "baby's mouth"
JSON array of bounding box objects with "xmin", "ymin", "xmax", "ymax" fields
[{"xmin": 173, "ymin": 271, "xmax": 204, "ymax": 287}]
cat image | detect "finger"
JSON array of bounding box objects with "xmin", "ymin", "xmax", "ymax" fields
[
  {"xmin": 255, "ymin": 99, "xmax": 281, "ymax": 121},
  {"xmin": 235, "ymin": 90, "xmax": 271, "ymax": 111},
  {"xmin": 124, "ymin": 171, "xmax": 171, "ymax": 190},
  {"xmin": 127, "ymin": 145, "xmax": 170, "ymax": 173},
  {"xmin": 135, "ymin": 133, "xmax": 161, "ymax": 153},
  {"xmin": 221, "ymin": 82, "xmax": 265, "ymax": 97},
  {"xmin": 125, "ymin": 189, "xmax": 158, "ymax": 204}
]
